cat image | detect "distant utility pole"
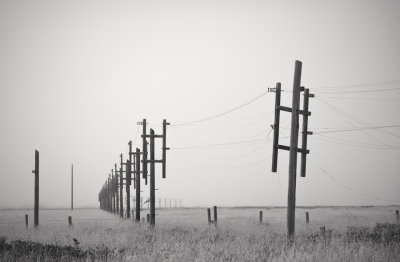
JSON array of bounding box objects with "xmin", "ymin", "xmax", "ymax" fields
[
  {"xmin": 119, "ymin": 154, "xmax": 124, "ymax": 218},
  {"xmin": 135, "ymin": 148, "xmax": 141, "ymax": 222},
  {"xmin": 71, "ymin": 164, "xmax": 73, "ymax": 210},
  {"xmin": 32, "ymin": 150, "xmax": 39, "ymax": 227},
  {"xmin": 271, "ymin": 60, "xmax": 313, "ymax": 238}
]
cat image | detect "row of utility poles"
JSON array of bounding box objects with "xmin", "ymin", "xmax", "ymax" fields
[{"xmin": 98, "ymin": 119, "xmax": 169, "ymax": 227}]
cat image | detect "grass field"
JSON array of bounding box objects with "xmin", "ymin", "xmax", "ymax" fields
[{"xmin": 0, "ymin": 206, "xmax": 399, "ymax": 261}]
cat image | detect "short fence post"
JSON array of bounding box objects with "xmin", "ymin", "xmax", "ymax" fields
[
  {"xmin": 68, "ymin": 216, "xmax": 72, "ymax": 227},
  {"xmin": 259, "ymin": 211, "xmax": 263, "ymax": 224},
  {"xmin": 207, "ymin": 208, "xmax": 211, "ymax": 225},
  {"xmin": 146, "ymin": 214, "xmax": 150, "ymax": 224},
  {"xmin": 306, "ymin": 212, "xmax": 309, "ymax": 224},
  {"xmin": 25, "ymin": 214, "xmax": 28, "ymax": 227},
  {"xmin": 213, "ymin": 206, "xmax": 218, "ymax": 226},
  {"xmin": 396, "ymin": 210, "xmax": 399, "ymax": 224}
]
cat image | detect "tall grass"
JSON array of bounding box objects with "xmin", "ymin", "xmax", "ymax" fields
[{"xmin": 0, "ymin": 207, "xmax": 399, "ymax": 261}]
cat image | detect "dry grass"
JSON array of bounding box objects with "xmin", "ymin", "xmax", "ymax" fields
[{"xmin": 0, "ymin": 206, "xmax": 399, "ymax": 261}]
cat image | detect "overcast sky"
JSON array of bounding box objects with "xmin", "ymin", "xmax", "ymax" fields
[{"xmin": 0, "ymin": 0, "xmax": 399, "ymax": 208}]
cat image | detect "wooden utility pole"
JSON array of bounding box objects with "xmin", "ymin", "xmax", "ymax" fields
[
  {"xmin": 126, "ymin": 158, "xmax": 131, "ymax": 218},
  {"xmin": 271, "ymin": 83, "xmax": 281, "ymax": 172},
  {"xmin": 71, "ymin": 164, "xmax": 73, "ymax": 210},
  {"xmin": 115, "ymin": 164, "xmax": 119, "ymax": 215},
  {"xmin": 271, "ymin": 61, "xmax": 313, "ymax": 238},
  {"xmin": 287, "ymin": 60, "xmax": 302, "ymax": 238},
  {"xmin": 32, "ymin": 150, "xmax": 39, "ymax": 227},
  {"xmin": 142, "ymin": 119, "xmax": 148, "ymax": 185},
  {"xmin": 149, "ymin": 128, "xmax": 156, "ymax": 226},
  {"xmin": 119, "ymin": 154, "xmax": 124, "ymax": 218},
  {"xmin": 140, "ymin": 119, "xmax": 169, "ymax": 227},
  {"xmin": 135, "ymin": 148, "xmax": 141, "ymax": 222}
]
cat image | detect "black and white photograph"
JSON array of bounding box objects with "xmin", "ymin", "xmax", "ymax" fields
[{"xmin": 0, "ymin": 0, "xmax": 399, "ymax": 261}]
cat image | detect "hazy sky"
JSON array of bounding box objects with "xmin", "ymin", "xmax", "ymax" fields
[{"xmin": 0, "ymin": 0, "xmax": 399, "ymax": 208}]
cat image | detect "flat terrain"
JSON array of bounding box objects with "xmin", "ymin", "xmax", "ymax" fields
[{"xmin": 0, "ymin": 206, "xmax": 399, "ymax": 261}]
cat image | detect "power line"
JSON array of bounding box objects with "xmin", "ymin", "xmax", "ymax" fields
[
  {"xmin": 171, "ymin": 114, "xmax": 272, "ymax": 134},
  {"xmin": 170, "ymin": 138, "xmax": 268, "ymax": 150},
  {"xmin": 172, "ymin": 112, "xmax": 274, "ymax": 127},
  {"xmin": 313, "ymin": 124, "xmax": 400, "ymax": 134},
  {"xmin": 310, "ymin": 159, "xmax": 400, "ymax": 204},
  {"xmin": 314, "ymin": 79, "xmax": 400, "ymax": 90},
  {"xmin": 313, "ymin": 134, "xmax": 400, "ymax": 150},
  {"xmin": 171, "ymin": 150, "xmax": 272, "ymax": 169},
  {"xmin": 315, "ymin": 96, "xmax": 400, "ymax": 101},
  {"xmin": 315, "ymin": 98, "xmax": 400, "ymax": 148},
  {"xmin": 315, "ymin": 86, "xmax": 400, "ymax": 95},
  {"xmin": 182, "ymin": 140, "xmax": 271, "ymax": 161},
  {"xmin": 172, "ymin": 91, "xmax": 269, "ymax": 126}
]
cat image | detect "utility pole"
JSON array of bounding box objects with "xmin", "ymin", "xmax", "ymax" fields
[
  {"xmin": 140, "ymin": 119, "xmax": 169, "ymax": 227},
  {"xmin": 114, "ymin": 164, "xmax": 119, "ymax": 215},
  {"xmin": 271, "ymin": 60, "xmax": 313, "ymax": 238},
  {"xmin": 287, "ymin": 60, "xmax": 302, "ymax": 238},
  {"xmin": 135, "ymin": 148, "xmax": 141, "ymax": 222},
  {"xmin": 149, "ymin": 128, "xmax": 156, "ymax": 226},
  {"xmin": 71, "ymin": 164, "xmax": 73, "ymax": 210},
  {"xmin": 32, "ymin": 150, "xmax": 39, "ymax": 227},
  {"xmin": 119, "ymin": 154, "xmax": 124, "ymax": 218}
]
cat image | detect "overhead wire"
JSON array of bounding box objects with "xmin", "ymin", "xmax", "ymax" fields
[
  {"xmin": 313, "ymin": 124, "xmax": 400, "ymax": 134},
  {"xmin": 313, "ymin": 79, "xmax": 400, "ymax": 90},
  {"xmin": 170, "ymin": 149, "xmax": 272, "ymax": 169},
  {"xmin": 315, "ymin": 97, "xmax": 400, "ymax": 149},
  {"xmin": 310, "ymin": 159, "xmax": 400, "ymax": 204},
  {"xmin": 172, "ymin": 91, "xmax": 269, "ymax": 126}
]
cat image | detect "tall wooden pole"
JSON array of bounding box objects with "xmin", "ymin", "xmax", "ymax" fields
[
  {"xmin": 126, "ymin": 159, "xmax": 131, "ymax": 219},
  {"xmin": 287, "ymin": 60, "xmax": 302, "ymax": 238},
  {"xmin": 135, "ymin": 148, "xmax": 141, "ymax": 222},
  {"xmin": 272, "ymin": 83, "xmax": 281, "ymax": 172},
  {"xmin": 300, "ymin": 89, "xmax": 310, "ymax": 177},
  {"xmin": 149, "ymin": 128, "xmax": 156, "ymax": 227},
  {"xmin": 115, "ymin": 164, "xmax": 119, "ymax": 214},
  {"xmin": 33, "ymin": 150, "xmax": 39, "ymax": 227},
  {"xmin": 71, "ymin": 164, "xmax": 73, "ymax": 210},
  {"xmin": 142, "ymin": 119, "xmax": 148, "ymax": 185},
  {"xmin": 119, "ymin": 154, "xmax": 124, "ymax": 218}
]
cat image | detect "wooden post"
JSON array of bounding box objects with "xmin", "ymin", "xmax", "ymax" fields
[
  {"xmin": 259, "ymin": 211, "xmax": 263, "ymax": 224},
  {"xmin": 25, "ymin": 214, "xmax": 28, "ymax": 227},
  {"xmin": 164, "ymin": 198, "xmax": 167, "ymax": 208},
  {"xmin": 115, "ymin": 164, "xmax": 119, "ymax": 215},
  {"xmin": 112, "ymin": 170, "xmax": 116, "ymax": 213},
  {"xmin": 396, "ymin": 210, "xmax": 399, "ymax": 224},
  {"xmin": 207, "ymin": 208, "xmax": 211, "ymax": 225},
  {"xmin": 149, "ymin": 128, "xmax": 156, "ymax": 227},
  {"xmin": 272, "ymin": 83, "xmax": 281, "ymax": 172},
  {"xmin": 68, "ymin": 216, "xmax": 72, "ymax": 227},
  {"xmin": 71, "ymin": 164, "xmax": 73, "ymax": 210},
  {"xmin": 126, "ymin": 159, "xmax": 131, "ymax": 219},
  {"xmin": 32, "ymin": 150, "xmax": 39, "ymax": 227},
  {"xmin": 306, "ymin": 212, "xmax": 309, "ymax": 224},
  {"xmin": 146, "ymin": 214, "xmax": 150, "ymax": 224},
  {"xmin": 162, "ymin": 119, "xmax": 170, "ymax": 178},
  {"xmin": 119, "ymin": 154, "xmax": 124, "ymax": 218},
  {"xmin": 142, "ymin": 119, "xmax": 148, "ymax": 185},
  {"xmin": 287, "ymin": 60, "xmax": 302, "ymax": 238},
  {"xmin": 300, "ymin": 89, "xmax": 310, "ymax": 177},
  {"xmin": 213, "ymin": 206, "xmax": 218, "ymax": 225},
  {"xmin": 135, "ymin": 148, "xmax": 141, "ymax": 222}
]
